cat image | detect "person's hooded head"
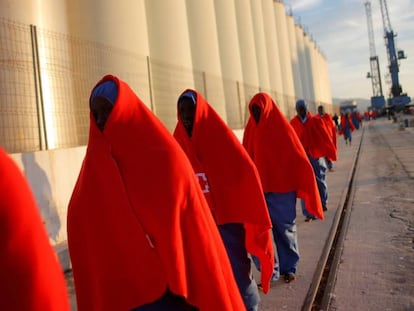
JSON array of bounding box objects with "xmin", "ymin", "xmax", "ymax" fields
[
  {"xmin": 317, "ymin": 105, "xmax": 325, "ymax": 116},
  {"xmin": 177, "ymin": 90, "xmax": 197, "ymax": 137},
  {"xmin": 296, "ymin": 99, "xmax": 308, "ymax": 121},
  {"xmin": 89, "ymin": 80, "xmax": 118, "ymax": 131}
]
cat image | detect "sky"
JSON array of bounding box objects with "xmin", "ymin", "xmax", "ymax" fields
[{"xmin": 283, "ymin": 0, "xmax": 414, "ymax": 100}]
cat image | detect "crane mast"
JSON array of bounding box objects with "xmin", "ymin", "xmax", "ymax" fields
[
  {"xmin": 378, "ymin": 0, "xmax": 411, "ymax": 111},
  {"xmin": 364, "ymin": 1, "xmax": 385, "ymax": 112}
]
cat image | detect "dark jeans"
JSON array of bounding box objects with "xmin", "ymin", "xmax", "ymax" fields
[{"xmin": 218, "ymin": 223, "xmax": 260, "ymax": 311}]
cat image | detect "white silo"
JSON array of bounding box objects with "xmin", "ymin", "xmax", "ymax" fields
[
  {"xmin": 274, "ymin": 1, "xmax": 295, "ymax": 115},
  {"xmin": 309, "ymin": 39, "xmax": 322, "ymax": 110},
  {"xmin": 322, "ymin": 55, "xmax": 333, "ymax": 109},
  {"xmin": 66, "ymin": 0, "xmax": 150, "ymax": 100},
  {"xmin": 303, "ymin": 32, "xmax": 316, "ymax": 112},
  {"xmin": 0, "ymin": 0, "xmax": 70, "ymax": 33},
  {"xmin": 250, "ymin": 0, "xmax": 271, "ymax": 91},
  {"xmin": 234, "ymin": 0, "xmax": 260, "ymax": 124},
  {"xmin": 0, "ymin": 0, "xmax": 78, "ymax": 150},
  {"xmin": 316, "ymin": 51, "xmax": 333, "ymax": 110},
  {"xmin": 261, "ymin": 0, "xmax": 284, "ymax": 111},
  {"xmin": 213, "ymin": 0, "xmax": 245, "ymax": 128},
  {"xmin": 286, "ymin": 14, "xmax": 302, "ymax": 106},
  {"xmin": 145, "ymin": 0, "xmax": 194, "ymax": 130},
  {"xmin": 294, "ymin": 23, "xmax": 307, "ymax": 101},
  {"xmin": 186, "ymin": 0, "xmax": 226, "ymax": 121}
]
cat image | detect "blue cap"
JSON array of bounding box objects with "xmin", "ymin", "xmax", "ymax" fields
[
  {"xmin": 295, "ymin": 99, "xmax": 307, "ymax": 111},
  {"xmin": 90, "ymin": 80, "xmax": 118, "ymax": 106},
  {"xmin": 179, "ymin": 91, "xmax": 196, "ymax": 105}
]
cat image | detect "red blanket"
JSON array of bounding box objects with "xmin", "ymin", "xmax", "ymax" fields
[
  {"xmin": 67, "ymin": 75, "xmax": 245, "ymax": 311},
  {"xmin": 243, "ymin": 93, "xmax": 324, "ymax": 220},
  {"xmin": 291, "ymin": 112, "xmax": 337, "ymax": 161},
  {"xmin": 314, "ymin": 113, "xmax": 337, "ymax": 159},
  {"xmin": 0, "ymin": 148, "xmax": 69, "ymax": 310},
  {"xmin": 338, "ymin": 114, "xmax": 356, "ymax": 135},
  {"xmin": 173, "ymin": 89, "xmax": 274, "ymax": 293}
]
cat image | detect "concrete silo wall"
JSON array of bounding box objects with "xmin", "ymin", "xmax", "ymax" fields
[{"xmin": 273, "ymin": 1, "xmax": 295, "ymax": 116}]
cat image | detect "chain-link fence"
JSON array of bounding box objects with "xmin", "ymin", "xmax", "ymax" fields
[{"xmin": 0, "ymin": 17, "xmax": 318, "ymax": 154}]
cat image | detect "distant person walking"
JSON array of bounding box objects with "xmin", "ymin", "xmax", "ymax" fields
[
  {"xmin": 332, "ymin": 113, "xmax": 339, "ymax": 131},
  {"xmin": 243, "ymin": 93, "xmax": 324, "ymax": 284},
  {"xmin": 315, "ymin": 105, "xmax": 337, "ymax": 172},
  {"xmin": 290, "ymin": 99, "xmax": 337, "ymax": 220},
  {"xmin": 67, "ymin": 75, "xmax": 246, "ymax": 311},
  {"xmin": 173, "ymin": 89, "xmax": 274, "ymax": 311},
  {"xmin": 339, "ymin": 112, "xmax": 356, "ymax": 145}
]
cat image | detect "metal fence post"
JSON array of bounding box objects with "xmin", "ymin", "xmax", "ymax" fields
[{"xmin": 30, "ymin": 24, "xmax": 48, "ymax": 150}]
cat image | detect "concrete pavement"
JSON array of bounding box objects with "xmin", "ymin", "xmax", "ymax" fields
[
  {"xmin": 257, "ymin": 116, "xmax": 414, "ymax": 310},
  {"xmin": 65, "ymin": 116, "xmax": 414, "ymax": 311}
]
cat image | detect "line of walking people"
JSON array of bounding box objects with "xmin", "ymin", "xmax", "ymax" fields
[{"xmin": 2, "ymin": 74, "xmax": 338, "ymax": 311}]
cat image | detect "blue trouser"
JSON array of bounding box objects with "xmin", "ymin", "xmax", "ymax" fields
[
  {"xmin": 344, "ymin": 123, "xmax": 352, "ymax": 142},
  {"xmin": 301, "ymin": 156, "xmax": 328, "ymax": 217},
  {"xmin": 265, "ymin": 192, "xmax": 299, "ymax": 275},
  {"xmin": 218, "ymin": 223, "xmax": 260, "ymax": 311},
  {"xmin": 131, "ymin": 289, "xmax": 198, "ymax": 311},
  {"xmin": 325, "ymin": 157, "xmax": 333, "ymax": 170},
  {"xmin": 252, "ymin": 192, "xmax": 299, "ymax": 276}
]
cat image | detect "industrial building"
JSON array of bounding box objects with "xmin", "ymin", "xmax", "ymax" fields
[{"xmin": 0, "ymin": 0, "xmax": 333, "ymax": 262}]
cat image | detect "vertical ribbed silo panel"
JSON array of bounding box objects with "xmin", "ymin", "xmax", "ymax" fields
[
  {"xmin": 234, "ymin": 0, "xmax": 260, "ymax": 124},
  {"xmin": 309, "ymin": 39, "xmax": 321, "ymax": 112},
  {"xmin": 273, "ymin": 1, "xmax": 295, "ymax": 116},
  {"xmin": 294, "ymin": 24, "xmax": 307, "ymax": 101},
  {"xmin": 322, "ymin": 54, "xmax": 334, "ymax": 110},
  {"xmin": 250, "ymin": 0, "xmax": 271, "ymax": 91},
  {"xmin": 286, "ymin": 14, "xmax": 302, "ymax": 116},
  {"xmin": 317, "ymin": 51, "xmax": 326, "ymax": 107},
  {"xmin": 303, "ymin": 33, "xmax": 315, "ymax": 110},
  {"xmin": 186, "ymin": 1, "xmax": 226, "ymax": 122},
  {"xmin": 145, "ymin": 0, "xmax": 194, "ymax": 131},
  {"xmin": 67, "ymin": 0, "xmax": 150, "ymax": 101},
  {"xmin": 261, "ymin": 0, "xmax": 283, "ymax": 111},
  {"xmin": 0, "ymin": 1, "xmax": 45, "ymax": 151},
  {"xmin": 234, "ymin": 0, "xmax": 259, "ymax": 87},
  {"xmin": 66, "ymin": 0, "xmax": 150, "ymax": 145},
  {"xmin": 214, "ymin": 0, "xmax": 245, "ymax": 129}
]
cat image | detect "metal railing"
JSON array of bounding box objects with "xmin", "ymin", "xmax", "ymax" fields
[{"xmin": 0, "ymin": 17, "xmax": 315, "ymax": 154}]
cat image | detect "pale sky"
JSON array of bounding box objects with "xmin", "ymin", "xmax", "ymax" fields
[{"xmin": 283, "ymin": 0, "xmax": 414, "ymax": 100}]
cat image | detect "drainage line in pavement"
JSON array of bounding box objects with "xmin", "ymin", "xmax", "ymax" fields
[{"xmin": 302, "ymin": 127, "xmax": 365, "ymax": 311}]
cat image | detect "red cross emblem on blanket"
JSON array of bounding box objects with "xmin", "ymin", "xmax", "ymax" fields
[{"xmin": 196, "ymin": 173, "xmax": 210, "ymax": 193}]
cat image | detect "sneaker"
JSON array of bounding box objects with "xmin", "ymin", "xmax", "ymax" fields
[
  {"xmin": 304, "ymin": 216, "xmax": 316, "ymax": 222},
  {"xmin": 257, "ymin": 283, "xmax": 263, "ymax": 291},
  {"xmin": 322, "ymin": 204, "xmax": 328, "ymax": 212},
  {"xmin": 271, "ymin": 273, "xmax": 279, "ymax": 282},
  {"xmin": 284, "ymin": 273, "xmax": 296, "ymax": 283}
]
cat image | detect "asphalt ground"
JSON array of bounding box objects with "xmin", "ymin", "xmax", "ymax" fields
[
  {"xmin": 65, "ymin": 116, "xmax": 414, "ymax": 311},
  {"xmin": 256, "ymin": 116, "xmax": 414, "ymax": 311}
]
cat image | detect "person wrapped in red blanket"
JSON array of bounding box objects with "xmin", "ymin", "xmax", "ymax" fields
[
  {"xmin": 173, "ymin": 89, "xmax": 274, "ymax": 310},
  {"xmin": 315, "ymin": 105, "xmax": 337, "ymax": 172},
  {"xmin": 0, "ymin": 148, "xmax": 69, "ymax": 311},
  {"xmin": 67, "ymin": 75, "xmax": 245, "ymax": 311},
  {"xmin": 243, "ymin": 93, "xmax": 323, "ymax": 284},
  {"xmin": 290, "ymin": 99, "xmax": 337, "ymax": 221},
  {"xmin": 338, "ymin": 111, "xmax": 356, "ymax": 145}
]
